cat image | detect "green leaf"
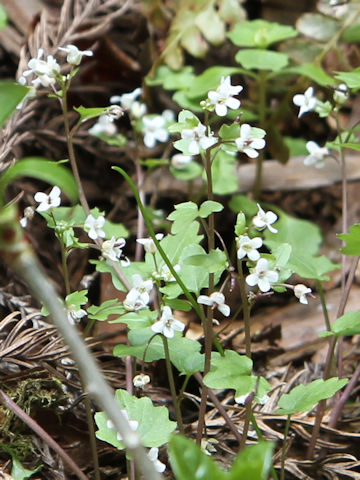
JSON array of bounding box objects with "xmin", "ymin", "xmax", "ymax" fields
[
  {"xmin": 146, "ymin": 65, "xmax": 196, "ymax": 90},
  {"xmin": 284, "ymin": 64, "xmax": 334, "ymax": 87},
  {"xmin": 204, "ymin": 350, "xmax": 270, "ymax": 401},
  {"xmin": 184, "ymin": 248, "xmax": 228, "ymax": 274},
  {"xmin": 335, "ymin": 68, "xmax": 360, "ymax": 89},
  {"xmin": 167, "ymin": 202, "xmax": 199, "ymax": 234},
  {"xmin": 103, "ymin": 218, "xmax": 129, "ymax": 239},
  {"xmin": 296, "ymin": 13, "xmax": 339, "ymax": 42},
  {"xmin": 185, "ymin": 66, "xmax": 244, "ymax": 99},
  {"xmin": 0, "ymin": 81, "xmax": 29, "ymax": 128},
  {"xmin": 95, "ymin": 389, "xmax": 176, "ymax": 449},
  {"xmin": 277, "ymin": 377, "xmax": 348, "ymax": 415},
  {"xmin": 11, "ymin": 456, "xmax": 42, "ymax": 480},
  {"xmin": 110, "ymin": 309, "xmax": 157, "ymax": 329},
  {"xmin": 235, "ymin": 49, "xmax": 289, "ymax": 71},
  {"xmin": 342, "ymin": 23, "xmax": 360, "ymax": 43},
  {"xmin": 88, "ymin": 299, "xmax": 125, "ymax": 321},
  {"xmin": 160, "ymin": 244, "xmax": 209, "ymax": 299},
  {"xmin": 228, "ymin": 441, "xmax": 274, "ymax": 480},
  {"xmin": 228, "ymin": 19, "xmax": 297, "ymax": 48},
  {"xmin": 338, "ymin": 224, "xmax": 360, "ymax": 255},
  {"xmin": 325, "ymin": 311, "xmax": 360, "ymax": 337},
  {"xmin": 211, "ymin": 150, "xmax": 238, "ymax": 195},
  {"xmin": 65, "ymin": 290, "xmax": 88, "ymax": 308},
  {"xmin": 229, "ymin": 195, "xmax": 258, "ymax": 217},
  {"xmin": 0, "ymin": 4, "xmax": 7, "ymax": 30},
  {"xmin": 199, "ymin": 200, "xmax": 224, "ymax": 218},
  {"xmin": 74, "ymin": 106, "xmax": 111, "ymax": 122},
  {"xmin": 170, "ymin": 161, "xmax": 203, "ymax": 181},
  {"xmin": 114, "ymin": 327, "xmax": 206, "ymax": 375},
  {"xmin": 169, "ymin": 435, "xmax": 226, "ymax": 480},
  {"xmin": 0, "ymin": 157, "xmax": 78, "ymax": 205}
]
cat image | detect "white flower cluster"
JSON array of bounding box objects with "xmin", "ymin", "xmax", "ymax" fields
[
  {"xmin": 234, "ymin": 204, "xmax": 312, "ymax": 302},
  {"xmin": 124, "ymin": 274, "xmax": 153, "ymax": 311},
  {"xmin": 19, "ymin": 45, "xmax": 93, "ymax": 88},
  {"xmin": 106, "ymin": 410, "xmax": 138, "ymax": 442}
]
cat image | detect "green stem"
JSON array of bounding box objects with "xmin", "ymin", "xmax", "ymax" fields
[
  {"xmin": 253, "ymin": 70, "xmax": 267, "ymax": 200},
  {"xmin": 237, "ymin": 259, "xmax": 251, "ymax": 358},
  {"xmin": 113, "ymin": 166, "xmax": 202, "ymax": 317},
  {"xmin": 250, "ymin": 412, "xmax": 279, "ymax": 480},
  {"xmin": 0, "ymin": 212, "xmax": 162, "ymax": 480},
  {"xmin": 196, "ymin": 148, "xmax": 215, "ymax": 444},
  {"xmin": 239, "ymin": 401, "xmax": 252, "ymax": 450},
  {"xmin": 162, "ymin": 335, "xmax": 184, "ymax": 434},
  {"xmin": 280, "ymin": 415, "xmax": 291, "ymax": 480},
  {"xmin": 317, "ymin": 280, "xmax": 331, "ymax": 332}
]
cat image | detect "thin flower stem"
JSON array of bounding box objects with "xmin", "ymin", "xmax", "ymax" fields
[
  {"xmin": 60, "ymin": 82, "xmax": 90, "ymax": 216},
  {"xmin": 329, "ymin": 361, "xmax": 360, "ymax": 429},
  {"xmin": 161, "ymin": 335, "xmax": 184, "ymax": 434},
  {"xmin": 253, "ymin": 70, "xmax": 267, "ymax": 200},
  {"xmin": 239, "ymin": 401, "xmax": 252, "ymax": 450},
  {"xmin": 280, "ymin": 414, "xmax": 291, "ymax": 480},
  {"xmin": 0, "ymin": 215, "xmax": 162, "ymax": 480},
  {"xmin": 113, "ymin": 166, "xmax": 201, "ymax": 317},
  {"xmin": 195, "ymin": 372, "xmax": 242, "ymax": 446},
  {"xmin": 317, "ymin": 280, "xmax": 331, "ymax": 332},
  {"xmin": 81, "ymin": 381, "xmax": 101, "ymax": 480},
  {"xmin": 237, "ymin": 259, "xmax": 251, "ymax": 358},
  {"xmin": 307, "ymin": 336, "xmax": 338, "ymax": 459},
  {"xmin": 0, "ymin": 389, "xmax": 88, "ymax": 480},
  {"xmin": 196, "ymin": 148, "xmax": 215, "ymax": 444},
  {"xmin": 250, "ymin": 412, "xmax": 279, "ymax": 480}
]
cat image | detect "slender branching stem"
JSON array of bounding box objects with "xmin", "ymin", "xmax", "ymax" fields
[
  {"xmin": 280, "ymin": 415, "xmax": 291, "ymax": 480},
  {"xmin": 317, "ymin": 279, "xmax": 331, "ymax": 332},
  {"xmin": 250, "ymin": 412, "xmax": 279, "ymax": 480},
  {"xmin": 237, "ymin": 258, "xmax": 251, "ymax": 358},
  {"xmin": 162, "ymin": 335, "xmax": 184, "ymax": 434},
  {"xmin": 253, "ymin": 70, "xmax": 267, "ymax": 199},
  {"xmin": 196, "ymin": 148, "xmax": 215, "ymax": 444}
]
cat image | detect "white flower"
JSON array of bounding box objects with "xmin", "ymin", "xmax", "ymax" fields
[
  {"xmin": 235, "ymin": 124, "xmax": 266, "ymax": 158},
  {"xmin": 67, "ymin": 305, "xmax": 86, "ymax": 325},
  {"xmin": 246, "ymin": 258, "xmax": 279, "ymax": 293},
  {"xmin": 181, "ymin": 122, "xmax": 217, "ymax": 155},
  {"xmin": 253, "ymin": 204, "xmax": 278, "ymax": 233},
  {"xmin": 142, "ymin": 115, "xmax": 169, "ymax": 148},
  {"xmin": 235, "ymin": 393, "xmax": 269, "ymax": 405},
  {"xmin": 304, "ymin": 141, "xmax": 329, "ymax": 169},
  {"xmin": 136, "ymin": 233, "xmax": 164, "ymax": 254},
  {"xmin": 89, "ymin": 114, "xmax": 117, "ymax": 136},
  {"xmin": 237, "ymin": 235, "xmax": 262, "ymax": 261},
  {"xmin": 107, "ymin": 105, "xmax": 125, "ymax": 120},
  {"xmin": 294, "ymin": 284, "xmax": 312, "ymax": 304},
  {"xmin": 132, "ymin": 274, "xmax": 153, "ymax": 296},
  {"xmin": 293, "ymin": 86, "xmax": 317, "ymax": 118},
  {"xmin": 84, "ymin": 214, "xmax": 106, "ymax": 240},
  {"xmin": 34, "ymin": 186, "xmax": 61, "ymax": 212},
  {"xmin": 20, "ymin": 206, "xmax": 35, "ymax": 227},
  {"xmin": 107, "ymin": 410, "xmax": 139, "ymax": 442},
  {"xmin": 333, "ymin": 83, "xmax": 349, "ymax": 104},
  {"xmin": 123, "ymin": 288, "xmax": 149, "ymax": 311},
  {"xmin": 208, "ymin": 76, "xmax": 243, "ymax": 116},
  {"xmin": 197, "ymin": 291, "xmax": 230, "ymax": 317},
  {"xmin": 110, "ymin": 88, "xmax": 142, "ymax": 110},
  {"xmin": 58, "ymin": 45, "xmax": 93, "ymax": 65},
  {"xmin": 154, "ymin": 264, "xmax": 180, "ymax": 282},
  {"xmin": 151, "ymin": 306, "xmax": 185, "ymax": 338},
  {"xmin": 21, "ymin": 48, "xmax": 60, "ymax": 87},
  {"xmin": 148, "ymin": 448, "xmax": 166, "ymax": 473},
  {"xmin": 171, "ymin": 153, "xmax": 193, "ymax": 169},
  {"xmin": 101, "ymin": 237, "xmax": 127, "ymax": 263},
  {"xmin": 133, "ymin": 373, "xmax": 150, "ymax": 388}
]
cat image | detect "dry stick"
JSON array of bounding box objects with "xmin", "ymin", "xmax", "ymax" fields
[
  {"xmin": 6, "ymin": 241, "xmax": 162, "ymax": 480},
  {"xmin": 0, "ymin": 389, "xmax": 88, "ymax": 480},
  {"xmin": 194, "ymin": 372, "xmax": 243, "ymax": 445}
]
